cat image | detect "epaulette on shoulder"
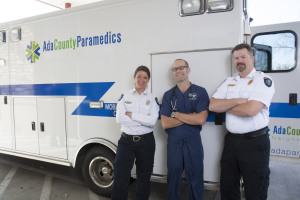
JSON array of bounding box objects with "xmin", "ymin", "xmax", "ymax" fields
[{"xmin": 118, "ymin": 94, "xmax": 124, "ymax": 101}]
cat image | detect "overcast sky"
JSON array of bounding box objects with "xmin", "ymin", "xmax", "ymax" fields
[
  {"xmin": 248, "ymin": 0, "xmax": 300, "ymax": 26},
  {"xmin": 0, "ymin": 0, "xmax": 300, "ymax": 25},
  {"xmin": 0, "ymin": 0, "xmax": 59, "ymax": 23}
]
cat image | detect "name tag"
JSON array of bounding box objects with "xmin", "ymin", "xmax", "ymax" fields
[
  {"xmin": 125, "ymin": 101, "xmax": 132, "ymax": 104},
  {"xmin": 146, "ymin": 100, "xmax": 151, "ymax": 105}
]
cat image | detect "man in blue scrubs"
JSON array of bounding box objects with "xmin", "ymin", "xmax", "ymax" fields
[{"xmin": 161, "ymin": 59, "xmax": 209, "ymax": 200}]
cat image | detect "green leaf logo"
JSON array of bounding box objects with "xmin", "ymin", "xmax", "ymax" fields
[{"xmin": 26, "ymin": 41, "xmax": 40, "ymax": 63}]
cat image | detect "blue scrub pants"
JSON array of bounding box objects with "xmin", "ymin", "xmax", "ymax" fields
[
  {"xmin": 167, "ymin": 133, "xmax": 204, "ymax": 200},
  {"xmin": 220, "ymin": 133, "xmax": 270, "ymax": 200},
  {"xmin": 111, "ymin": 133, "xmax": 155, "ymax": 200}
]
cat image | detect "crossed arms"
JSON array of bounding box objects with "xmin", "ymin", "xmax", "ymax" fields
[
  {"xmin": 209, "ymin": 98, "xmax": 265, "ymax": 117},
  {"xmin": 161, "ymin": 110, "xmax": 209, "ymax": 129}
]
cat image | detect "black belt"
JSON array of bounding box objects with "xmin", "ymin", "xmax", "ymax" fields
[
  {"xmin": 227, "ymin": 127, "xmax": 268, "ymax": 139},
  {"xmin": 121, "ymin": 132, "xmax": 153, "ymax": 142}
]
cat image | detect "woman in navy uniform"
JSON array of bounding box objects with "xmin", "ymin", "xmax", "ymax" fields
[{"xmin": 111, "ymin": 66, "xmax": 159, "ymax": 200}]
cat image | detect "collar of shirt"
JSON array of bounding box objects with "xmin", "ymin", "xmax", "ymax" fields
[
  {"xmin": 130, "ymin": 87, "xmax": 149, "ymax": 95},
  {"xmin": 233, "ymin": 68, "xmax": 256, "ymax": 81}
]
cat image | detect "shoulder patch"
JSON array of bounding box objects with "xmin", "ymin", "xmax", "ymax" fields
[
  {"xmin": 155, "ymin": 97, "xmax": 159, "ymax": 105},
  {"xmin": 264, "ymin": 77, "xmax": 272, "ymax": 87},
  {"xmin": 118, "ymin": 94, "xmax": 124, "ymax": 101}
]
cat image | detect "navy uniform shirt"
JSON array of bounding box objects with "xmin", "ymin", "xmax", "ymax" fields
[{"xmin": 161, "ymin": 84, "xmax": 209, "ymax": 137}]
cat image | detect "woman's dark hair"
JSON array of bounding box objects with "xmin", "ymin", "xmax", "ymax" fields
[{"xmin": 134, "ymin": 65, "xmax": 151, "ymax": 79}]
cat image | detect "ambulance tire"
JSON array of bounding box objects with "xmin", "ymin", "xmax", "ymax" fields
[{"xmin": 82, "ymin": 146, "xmax": 115, "ymax": 197}]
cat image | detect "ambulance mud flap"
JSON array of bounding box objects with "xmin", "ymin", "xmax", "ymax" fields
[{"xmin": 82, "ymin": 146, "xmax": 115, "ymax": 196}]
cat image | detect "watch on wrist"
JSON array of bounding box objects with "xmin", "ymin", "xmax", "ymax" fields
[{"xmin": 171, "ymin": 111, "xmax": 176, "ymax": 118}]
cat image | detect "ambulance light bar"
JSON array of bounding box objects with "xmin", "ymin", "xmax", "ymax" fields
[
  {"xmin": 11, "ymin": 28, "xmax": 21, "ymax": 42},
  {"xmin": 179, "ymin": 0, "xmax": 205, "ymax": 17},
  {"xmin": 207, "ymin": 0, "xmax": 233, "ymax": 13}
]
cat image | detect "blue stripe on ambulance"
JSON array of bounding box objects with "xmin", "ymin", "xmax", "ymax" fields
[
  {"xmin": 269, "ymin": 103, "xmax": 300, "ymax": 118},
  {"xmin": 0, "ymin": 83, "xmax": 299, "ymax": 119},
  {"xmin": 206, "ymin": 102, "xmax": 300, "ymax": 122},
  {"xmin": 0, "ymin": 82, "xmax": 116, "ymax": 117}
]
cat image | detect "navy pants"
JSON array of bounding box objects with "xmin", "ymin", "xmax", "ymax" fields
[
  {"xmin": 167, "ymin": 133, "xmax": 204, "ymax": 200},
  {"xmin": 220, "ymin": 133, "xmax": 270, "ymax": 200},
  {"xmin": 111, "ymin": 133, "xmax": 155, "ymax": 200}
]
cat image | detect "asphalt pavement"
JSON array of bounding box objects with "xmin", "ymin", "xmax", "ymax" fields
[{"xmin": 0, "ymin": 154, "xmax": 298, "ymax": 200}]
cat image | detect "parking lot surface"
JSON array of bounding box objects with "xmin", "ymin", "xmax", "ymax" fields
[{"xmin": 0, "ymin": 154, "xmax": 298, "ymax": 200}]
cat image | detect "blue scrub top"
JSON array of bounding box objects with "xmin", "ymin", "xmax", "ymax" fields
[{"xmin": 161, "ymin": 84, "xmax": 209, "ymax": 137}]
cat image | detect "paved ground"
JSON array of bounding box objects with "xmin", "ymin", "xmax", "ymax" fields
[{"xmin": 0, "ymin": 154, "xmax": 298, "ymax": 200}]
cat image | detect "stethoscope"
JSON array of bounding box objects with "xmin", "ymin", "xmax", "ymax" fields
[{"xmin": 171, "ymin": 82, "xmax": 193, "ymax": 112}]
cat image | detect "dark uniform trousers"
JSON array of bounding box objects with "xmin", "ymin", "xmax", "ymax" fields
[
  {"xmin": 111, "ymin": 133, "xmax": 155, "ymax": 200},
  {"xmin": 220, "ymin": 132, "xmax": 270, "ymax": 200},
  {"xmin": 167, "ymin": 133, "xmax": 204, "ymax": 200}
]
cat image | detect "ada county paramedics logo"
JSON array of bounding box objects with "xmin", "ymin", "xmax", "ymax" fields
[{"xmin": 26, "ymin": 41, "xmax": 41, "ymax": 63}]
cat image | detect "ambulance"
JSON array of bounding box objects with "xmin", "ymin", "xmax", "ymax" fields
[{"xmin": 0, "ymin": 0, "xmax": 299, "ymax": 196}]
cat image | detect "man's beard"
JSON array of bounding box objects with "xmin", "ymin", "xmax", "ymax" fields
[{"xmin": 236, "ymin": 63, "xmax": 246, "ymax": 72}]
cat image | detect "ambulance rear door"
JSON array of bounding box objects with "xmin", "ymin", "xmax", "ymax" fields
[
  {"xmin": 0, "ymin": 28, "xmax": 13, "ymax": 149},
  {"xmin": 151, "ymin": 49, "xmax": 232, "ymax": 184}
]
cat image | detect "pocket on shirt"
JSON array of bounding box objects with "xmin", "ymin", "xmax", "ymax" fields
[
  {"xmin": 124, "ymin": 103, "xmax": 135, "ymax": 112},
  {"xmin": 239, "ymin": 83, "xmax": 254, "ymax": 98},
  {"xmin": 239, "ymin": 90, "xmax": 250, "ymax": 98},
  {"xmin": 140, "ymin": 104, "xmax": 151, "ymax": 115},
  {"xmin": 226, "ymin": 87, "xmax": 237, "ymax": 99}
]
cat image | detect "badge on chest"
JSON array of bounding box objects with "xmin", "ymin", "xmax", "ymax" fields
[{"xmin": 146, "ymin": 100, "xmax": 151, "ymax": 105}]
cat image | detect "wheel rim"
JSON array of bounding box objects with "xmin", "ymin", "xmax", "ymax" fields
[{"xmin": 89, "ymin": 156, "xmax": 114, "ymax": 188}]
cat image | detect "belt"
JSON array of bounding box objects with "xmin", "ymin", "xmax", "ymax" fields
[
  {"xmin": 227, "ymin": 127, "xmax": 268, "ymax": 139},
  {"xmin": 121, "ymin": 132, "xmax": 153, "ymax": 142}
]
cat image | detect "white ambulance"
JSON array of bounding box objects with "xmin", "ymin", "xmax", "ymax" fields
[{"xmin": 0, "ymin": 0, "xmax": 299, "ymax": 196}]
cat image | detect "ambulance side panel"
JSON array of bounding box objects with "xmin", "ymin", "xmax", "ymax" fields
[
  {"xmin": 0, "ymin": 0, "xmax": 247, "ymax": 193},
  {"xmin": 251, "ymin": 22, "xmax": 300, "ymax": 160}
]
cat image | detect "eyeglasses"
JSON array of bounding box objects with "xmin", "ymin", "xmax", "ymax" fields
[{"xmin": 171, "ymin": 66, "xmax": 188, "ymax": 72}]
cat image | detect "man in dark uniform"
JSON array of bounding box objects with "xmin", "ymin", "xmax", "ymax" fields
[
  {"xmin": 161, "ymin": 59, "xmax": 209, "ymax": 200},
  {"xmin": 209, "ymin": 43, "xmax": 275, "ymax": 200}
]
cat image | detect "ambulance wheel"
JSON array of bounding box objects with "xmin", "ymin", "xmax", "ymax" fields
[{"xmin": 82, "ymin": 146, "xmax": 115, "ymax": 197}]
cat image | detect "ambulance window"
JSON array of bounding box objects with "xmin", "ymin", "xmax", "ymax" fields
[
  {"xmin": 251, "ymin": 31, "xmax": 297, "ymax": 72},
  {"xmin": 254, "ymin": 50, "xmax": 269, "ymax": 71},
  {"xmin": 0, "ymin": 31, "xmax": 6, "ymax": 44}
]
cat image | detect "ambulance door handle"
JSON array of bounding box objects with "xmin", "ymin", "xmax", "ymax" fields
[
  {"xmin": 40, "ymin": 122, "xmax": 45, "ymax": 132},
  {"xmin": 214, "ymin": 112, "xmax": 223, "ymax": 125},
  {"xmin": 4, "ymin": 96, "xmax": 7, "ymax": 104},
  {"xmin": 289, "ymin": 93, "xmax": 297, "ymax": 106},
  {"xmin": 32, "ymin": 122, "xmax": 36, "ymax": 131}
]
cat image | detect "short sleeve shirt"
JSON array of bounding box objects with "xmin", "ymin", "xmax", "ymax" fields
[
  {"xmin": 161, "ymin": 84, "xmax": 209, "ymax": 137},
  {"xmin": 212, "ymin": 69, "xmax": 275, "ymax": 133}
]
